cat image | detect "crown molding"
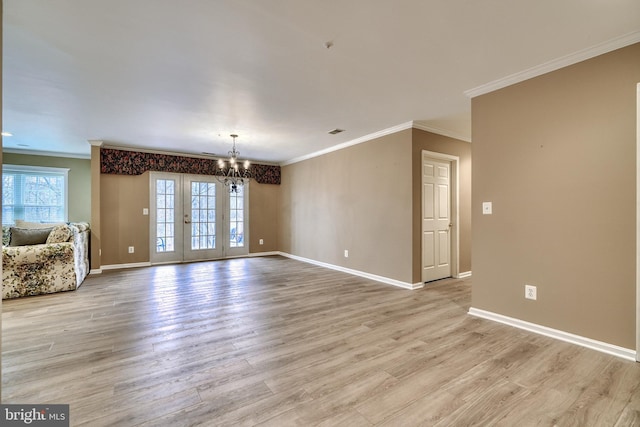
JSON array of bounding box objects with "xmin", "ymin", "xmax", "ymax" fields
[
  {"xmin": 2, "ymin": 147, "xmax": 91, "ymax": 159},
  {"xmin": 281, "ymin": 122, "xmax": 414, "ymax": 166},
  {"xmin": 8, "ymin": 121, "xmax": 471, "ymax": 165},
  {"xmin": 412, "ymin": 122, "xmax": 471, "ymax": 143},
  {"xmin": 464, "ymin": 31, "xmax": 640, "ymax": 99},
  {"xmin": 281, "ymin": 120, "xmax": 473, "ymax": 166}
]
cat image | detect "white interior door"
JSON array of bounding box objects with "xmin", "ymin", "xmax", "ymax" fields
[
  {"xmin": 150, "ymin": 172, "xmax": 247, "ymax": 264},
  {"xmin": 422, "ymin": 156, "xmax": 452, "ymax": 282}
]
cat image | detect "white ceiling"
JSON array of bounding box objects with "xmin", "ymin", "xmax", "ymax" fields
[{"xmin": 3, "ymin": 1, "xmax": 640, "ymax": 163}]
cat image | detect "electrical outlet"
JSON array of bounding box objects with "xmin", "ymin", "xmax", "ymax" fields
[
  {"xmin": 525, "ymin": 284, "xmax": 537, "ymax": 300},
  {"xmin": 344, "ymin": 250, "xmax": 349, "ymax": 258},
  {"xmin": 128, "ymin": 246, "xmax": 135, "ymax": 254},
  {"xmin": 259, "ymin": 239, "xmax": 264, "ymax": 245}
]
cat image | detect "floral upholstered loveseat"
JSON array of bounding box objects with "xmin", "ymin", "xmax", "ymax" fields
[{"xmin": 2, "ymin": 221, "xmax": 90, "ymax": 299}]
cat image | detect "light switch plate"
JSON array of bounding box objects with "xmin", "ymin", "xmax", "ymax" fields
[{"xmin": 482, "ymin": 202, "xmax": 492, "ymax": 215}]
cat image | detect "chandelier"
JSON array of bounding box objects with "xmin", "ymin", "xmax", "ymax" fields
[{"xmin": 216, "ymin": 134, "xmax": 250, "ymax": 192}]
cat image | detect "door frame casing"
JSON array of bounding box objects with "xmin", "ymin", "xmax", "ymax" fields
[{"xmin": 422, "ymin": 150, "xmax": 460, "ymax": 281}]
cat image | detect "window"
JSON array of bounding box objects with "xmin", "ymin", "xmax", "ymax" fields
[{"xmin": 2, "ymin": 165, "xmax": 69, "ymax": 225}]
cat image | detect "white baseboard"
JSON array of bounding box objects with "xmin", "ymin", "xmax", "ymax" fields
[
  {"xmin": 247, "ymin": 251, "xmax": 280, "ymax": 257},
  {"xmin": 94, "ymin": 252, "xmax": 424, "ymax": 291},
  {"xmin": 468, "ymin": 307, "xmax": 636, "ymax": 362},
  {"xmin": 278, "ymin": 252, "xmax": 421, "ymax": 290},
  {"xmin": 101, "ymin": 262, "xmax": 152, "ymax": 271},
  {"xmin": 457, "ymin": 271, "xmax": 472, "ymax": 279},
  {"xmin": 97, "ymin": 253, "xmax": 276, "ymax": 272}
]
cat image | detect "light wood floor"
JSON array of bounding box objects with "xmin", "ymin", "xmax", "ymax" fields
[{"xmin": 2, "ymin": 256, "xmax": 640, "ymax": 426}]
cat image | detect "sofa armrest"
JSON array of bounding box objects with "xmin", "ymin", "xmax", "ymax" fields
[
  {"xmin": 3, "ymin": 242, "xmax": 74, "ymax": 267},
  {"xmin": 69, "ymin": 224, "xmax": 90, "ymax": 286},
  {"xmin": 2, "ymin": 242, "xmax": 77, "ymax": 299}
]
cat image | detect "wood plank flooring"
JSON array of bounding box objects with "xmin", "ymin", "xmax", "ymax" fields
[{"xmin": 2, "ymin": 255, "xmax": 640, "ymax": 426}]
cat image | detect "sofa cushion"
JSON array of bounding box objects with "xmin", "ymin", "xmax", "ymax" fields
[
  {"xmin": 46, "ymin": 224, "xmax": 73, "ymax": 244},
  {"xmin": 15, "ymin": 220, "xmax": 66, "ymax": 229},
  {"xmin": 9, "ymin": 227, "xmax": 53, "ymax": 246}
]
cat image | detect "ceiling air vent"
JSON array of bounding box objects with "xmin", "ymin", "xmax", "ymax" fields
[{"xmin": 328, "ymin": 128, "xmax": 345, "ymax": 135}]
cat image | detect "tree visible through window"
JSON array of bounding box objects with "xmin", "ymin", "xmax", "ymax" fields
[{"xmin": 2, "ymin": 165, "xmax": 69, "ymax": 225}]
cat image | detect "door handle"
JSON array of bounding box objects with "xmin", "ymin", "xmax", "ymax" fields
[{"xmin": 185, "ymin": 220, "xmax": 191, "ymax": 224}]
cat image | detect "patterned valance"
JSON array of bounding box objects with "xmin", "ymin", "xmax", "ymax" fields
[{"xmin": 100, "ymin": 148, "xmax": 280, "ymax": 185}]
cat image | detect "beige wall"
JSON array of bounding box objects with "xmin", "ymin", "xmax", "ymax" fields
[
  {"xmin": 249, "ymin": 181, "xmax": 280, "ymax": 253},
  {"xmin": 471, "ymin": 43, "xmax": 640, "ymax": 349},
  {"xmin": 3, "ymin": 153, "xmax": 91, "ymax": 222},
  {"xmin": 279, "ymin": 129, "xmax": 415, "ymax": 284},
  {"xmin": 412, "ymin": 129, "xmax": 472, "ymax": 282},
  {"xmin": 100, "ymin": 172, "xmax": 150, "ymax": 265}
]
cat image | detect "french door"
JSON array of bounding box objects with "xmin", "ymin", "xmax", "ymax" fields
[{"xmin": 150, "ymin": 172, "xmax": 248, "ymax": 264}]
